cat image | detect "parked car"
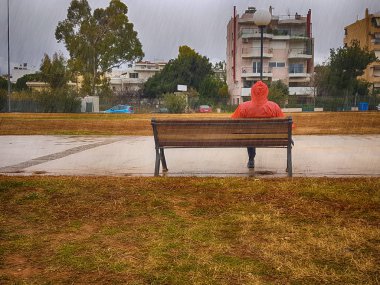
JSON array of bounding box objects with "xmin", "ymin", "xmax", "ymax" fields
[
  {"xmin": 103, "ymin": 104, "xmax": 134, "ymax": 114},
  {"xmin": 377, "ymin": 104, "xmax": 380, "ymax": 111},
  {"xmin": 198, "ymin": 105, "xmax": 212, "ymax": 113}
]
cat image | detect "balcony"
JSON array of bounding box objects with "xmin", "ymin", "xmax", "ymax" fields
[
  {"xmin": 240, "ymin": 28, "xmax": 309, "ymax": 41},
  {"xmin": 238, "ymin": 18, "xmax": 255, "ymax": 24},
  {"xmin": 272, "ymin": 35, "xmax": 290, "ymax": 40},
  {"xmin": 288, "ymin": 72, "xmax": 309, "ymax": 78},
  {"xmin": 242, "ymin": 47, "xmax": 273, "ymax": 58},
  {"xmin": 134, "ymin": 65, "xmax": 162, "ymax": 72},
  {"xmin": 289, "ymin": 87, "xmax": 314, "ymax": 96},
  {"xmin": 288, "ymin": 73, "xmax": 311, "ymax": 83},
  {"xmin": 289, "ymin": 34, "xmax": 309, "ymax": 41},
  {"xmin": 241, "ymin": 67, "xmax": 272, "ymax": 78},
  {"xmin": 288, "ymin": 65, "xmax": 310, "ymax": 79},
  {"xmin": 240, "ymin": 28, "xmax": 273, "ymax": 39},
  {"xmin": 277, "ymin": 14, "xmax": 306, "ymax": 25},
  {"xmin": 110, "ymin": 77, "xmax": 145, "ymax": 85},
  {"xmin": 241, "ymin": 88, "xmax": 251, "ymax": 97},
  {"xmin": 278, "ymin": 18, "xmax": 306, "ymax": 25},
  {"xmin": 288, "ymin": 48, "xmax": 312, "ymax": 59}
]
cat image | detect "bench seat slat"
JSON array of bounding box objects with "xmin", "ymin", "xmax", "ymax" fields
[
  {"xmin": 156, "ymin": 126, "xmax": 288, "ymax": 135},
  {"xmin": 158, "ymin": 133, "xmax": 288, "ymax": 141},
  {"xmin": 158, "ymin": 139, "xmax": 289, "ymax": 148}
]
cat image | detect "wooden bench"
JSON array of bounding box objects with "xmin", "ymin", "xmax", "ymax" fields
[{"xmin": 151, "ymin": 117, "xmax": 293, "ymax": 177}]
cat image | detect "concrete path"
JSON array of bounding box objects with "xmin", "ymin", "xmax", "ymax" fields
[{"xmin": 0, "ymin": 135, "xmax": 379, "ymax": 177}]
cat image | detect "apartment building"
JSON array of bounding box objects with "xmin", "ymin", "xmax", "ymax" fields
[
  {"xmin": 226, "ymin": 7, "xmax": 314, "ymax": 104},
  {"xmin": 108, "ymin": 61, "xmax": 167, "ymax": 93},
  {"xmin": 10, "ymin": 63, "xmax": 35, "ymax": 83},
  {"xmin": 344, "ymin": 9, "xmax": 380, "ymax": 91}
]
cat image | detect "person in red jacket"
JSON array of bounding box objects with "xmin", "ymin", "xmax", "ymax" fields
[{"xmin": 231, "ymin": 81, "xmax": 284, "ymax": 168}]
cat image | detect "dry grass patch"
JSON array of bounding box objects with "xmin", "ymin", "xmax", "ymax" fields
[
  {"xmin": 0, "ymin": 112, "xmax": 379, "ymax": 135},
  {"xmin": 0, "ymin": 176, "xmax": 379, "ymax": 284}
]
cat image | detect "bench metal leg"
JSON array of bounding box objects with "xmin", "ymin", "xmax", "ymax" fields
[
  {"xmin": 287, "ymin": 146, "xmax": 292, "ymax": 177},
  {"xmin": 160, "ymin": 148, "xmax": 168, "ymax": 172},
  {"xmin": 154, "ymin": 148, "xmax": 160, "ymax": 176}
]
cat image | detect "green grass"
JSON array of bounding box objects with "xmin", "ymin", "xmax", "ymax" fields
[{"xmin": 0, "ymin": 176, "xmax": 379, "ymax": 284}]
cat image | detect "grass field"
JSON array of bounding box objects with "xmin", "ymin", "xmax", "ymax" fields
[
  {"xmin": 0, "ymin": 112, "xmax": 379, "ymax": 283},
  {"xmin": 0, "ymin": 111, "xmax": 379, "ymax": 135},
  {"xmin": 0, "ymin": 176, "xmax": 379, "ymax": 284}
]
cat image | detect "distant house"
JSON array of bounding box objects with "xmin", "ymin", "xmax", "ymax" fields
[
  {"xmin": 213, "ymin": 62, "xmax": 226, "ymax": 82},
  {"xmin": 26, "ymin": 61, "xmax": 168, "ymax": 94},
  {"xmin": 25, "ymin": 81, "xmax": 49, "ymax": 92},
  {"xmin": 108, "ymin": 61, "xmax": 167, "ymax": 93},
  {"xmin": 344, "ymin": 9, "xmax": 380, "ymax": 92},
  {"xmin": 26, "ymin": 81, "xmax": 79, "ymax": 92}
]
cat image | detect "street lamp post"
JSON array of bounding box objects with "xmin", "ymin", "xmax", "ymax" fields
[
  {"xmin": 7, "ymin": 0, "xmax": 11, "ymax": 112},
  {"xmin": 252, "ymin": 10, "xmax": 271, "ymax": 80}
]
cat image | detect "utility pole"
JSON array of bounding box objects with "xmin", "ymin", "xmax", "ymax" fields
[{"xmin": 7, "ymin": 0, "xmax": 11, "ymax": 112}]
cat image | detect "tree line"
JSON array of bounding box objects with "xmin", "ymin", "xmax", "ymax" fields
[{"xmin": 314, "ymin": 40, "xmax": 378, "ymax": 110}]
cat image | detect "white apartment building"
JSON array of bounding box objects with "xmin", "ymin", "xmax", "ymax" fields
[
  {"xmin": 10, "ymin": 63, "xmax": 36, "ymax": 83},
  {"xmin": 108, "ymin": 61, "xmax": 167, "ymax": 93},
  {"xmin": 226, "ymin": 7, "xmax": 314, "ymax": 104}
]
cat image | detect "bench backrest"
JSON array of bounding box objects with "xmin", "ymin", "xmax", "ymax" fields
[{"xmin": 151, "ymin": 117, "xmax": 292, "ymax": 148}]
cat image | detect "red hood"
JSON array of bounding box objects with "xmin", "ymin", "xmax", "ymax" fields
[{"xmin": 251, "ymin": 81, "xmax": 268, "ymax": 105}]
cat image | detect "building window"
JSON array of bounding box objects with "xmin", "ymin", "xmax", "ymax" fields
[
  {"xmin": 373, "ymin": 67, "xmax": 380, "ymax": 77},
  {"xmin": 289, "ymin": 64, "xmax": 304, "ymax": 74},
  {"xmin": 243, "ymin": 80, "xmax": 253, "ymax": 88},
  {"xmin": 129, "ymin": 73, "xmax": 138, "ymax": 78},
  {"xmin": 372, "ymin": 17, "xmax": 380, "ymax": 27},
  {"xmin": 253, "ymin": 62, "xmax": 262, "ymax": 73},
  {"xmin": 374, "ymin": 33, "xmax": 380, "ymax": 44},
  {"xmin": 269, "ymin": 62, "xmax": 286, "ymax": 68}
]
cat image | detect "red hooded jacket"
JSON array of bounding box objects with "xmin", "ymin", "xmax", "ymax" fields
[{"xmin": 231, "ymin": 81, "xmax": 284, "ymax": 118}]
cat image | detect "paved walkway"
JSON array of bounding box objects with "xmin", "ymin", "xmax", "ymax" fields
[{"xmin": 0, "ymin": 135, "xmax": 379, "ymax": 177}]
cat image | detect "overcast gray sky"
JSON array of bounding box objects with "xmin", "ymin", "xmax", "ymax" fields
[{"xmin": 0, "ymin": 0, "xmax": 379, "ymax": 74}]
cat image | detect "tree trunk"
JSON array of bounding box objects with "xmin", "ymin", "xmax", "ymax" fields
[{"xmin": 92, "ymin": 54, "xmax": 96, "ymax": 96}]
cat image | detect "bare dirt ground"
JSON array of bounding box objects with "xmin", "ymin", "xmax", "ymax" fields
[{"xmin": 0, "ymin": 112, "xmax": 379, "ymax": 135}]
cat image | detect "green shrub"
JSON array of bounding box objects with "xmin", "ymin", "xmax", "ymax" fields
[
  {"xmin": 35, "ymin": 88, "xmax": 81, "ymax": 113},
  {"xmin": 162, "ymin": 93, "xmax": 187, "ymax": 114},
  {"xmin": 222, "ymin": 104, "xmax": 238, "ymax": 113},
  {"xmin": 0, "ymin": 90, "xmax": 7, "ymax": 112},
  {"xmin": 268, "ymin": 80, "xmax": 289, "ymax": 107}
]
